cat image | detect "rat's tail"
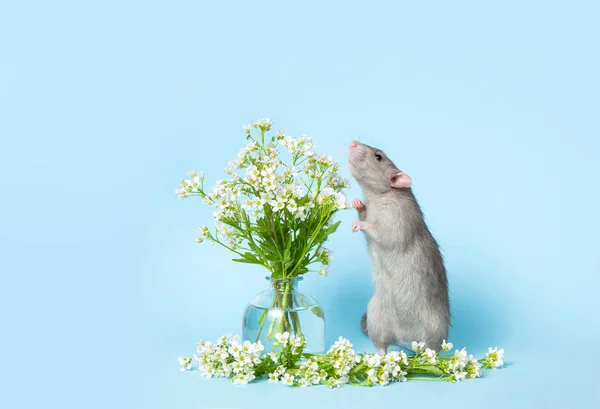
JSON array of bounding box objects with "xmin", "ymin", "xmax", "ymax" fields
[{"xmin": 360, "ymin": 311, "xmax": 368, "ymax": 335}]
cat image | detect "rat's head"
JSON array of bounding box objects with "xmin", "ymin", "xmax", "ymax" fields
[{"xmin": 348, "ymin": 141, "xmax": 412, "ymax": 193}]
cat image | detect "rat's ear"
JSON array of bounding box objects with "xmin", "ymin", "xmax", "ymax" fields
[{"xmin": 390, "ymin": 172, "xmax": 412, "ymax": 189}]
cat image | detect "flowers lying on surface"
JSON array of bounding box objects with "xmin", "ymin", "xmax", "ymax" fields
[
  {"xmin": 437, "ymin": 347, "xmax": 483, "ymax": 381},
  {"xmin": 177, "ymin": 356, "xmax": 192, "ymax": 371},
  {"xmin": 193, "ymin": 334, "xmax": 264, "ymax": 384},
  {"xmin": 178, "ymin": 333, "xmax": 506, "ymax": 387},
  {"xmin": 482, "ymin": 347, "xmax": 505, "ymax": 369}
]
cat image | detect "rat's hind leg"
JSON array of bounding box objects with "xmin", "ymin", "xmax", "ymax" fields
[
  {"xmin": 369, "ymin": 332, "xmax": 388, "ymax": 355},
  {"xmin": 366, "ymin": 299, "xmax": 392, "ymax": 356}
]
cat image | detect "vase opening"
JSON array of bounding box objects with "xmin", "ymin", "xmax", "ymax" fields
[{"xmin": 267, "ymin": 276, "xmax": 302, "ymax": 292}]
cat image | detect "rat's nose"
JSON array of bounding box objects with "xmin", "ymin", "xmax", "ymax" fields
[{"xmin": 350, "ymin": 141, "xmax": 359, "ymax": 149}]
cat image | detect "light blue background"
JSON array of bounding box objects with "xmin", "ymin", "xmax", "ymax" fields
[{"xmin": 1, "ymin": 1, "xmax": 599, "ymax": 408}]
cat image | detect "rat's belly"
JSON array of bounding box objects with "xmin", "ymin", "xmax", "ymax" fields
[
  {"xmin": 367, "ymin": 242, "xmax": 400, "ymax": 281},
  {"xmin": 368, "ymin": 244, "xmax": 432, "ymax": 309}
]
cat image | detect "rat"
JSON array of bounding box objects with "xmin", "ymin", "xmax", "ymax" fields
[{"xmin": 348, "ymin": 140, "xmax": 450, "ymax": 356}]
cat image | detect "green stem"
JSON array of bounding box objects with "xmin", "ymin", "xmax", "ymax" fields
[
  {"xmin": 211, "ymin": 237, "xmax": 245, "ymax": 257},
  {"xmin": 266, "ymin": 279, "xmax": 303, "ymax": 341},
  {"xmin": 278, "ymin": 282, "xmax": 293, "ymax": 336},
  {"xmin": 289, "ymin": 308, "xmax": 302, "ymax": 338},
  {"xmin": 405, "ymin": 375, "xmax": 443, "ymax": 381},
  {"xmin": 286, "ymin": 209, "xmax": 329, "ymax": 276},
  {"xmin": 267, "ymin": 284, "xmax": 287, "ymax": 340},
  {"xmin": 255, "ymin": 296, "xmax": 279, "ymax": 343}
]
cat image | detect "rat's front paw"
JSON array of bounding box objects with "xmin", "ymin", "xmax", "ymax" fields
[
  {"xmin": 352, "ymin": 221, "xmax": 364, "ymax": 232},
  {"xmin": 352, "ymin": 199, "xmax": 366, "ymax": 212}
]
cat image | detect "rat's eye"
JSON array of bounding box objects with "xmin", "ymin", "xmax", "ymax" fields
[{"xmin": 375, "ymin": 153, "xmax": 383, "ymax": 161}]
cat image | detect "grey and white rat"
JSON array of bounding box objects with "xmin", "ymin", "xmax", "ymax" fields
[{"xmin": 348, "ymin": 141, "xmax": 450, "ymax": 356}]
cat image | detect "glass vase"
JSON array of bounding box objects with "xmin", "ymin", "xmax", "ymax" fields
[{"xmin": 242, "ymin": 277, "xmax": 325, "ymax": 353}]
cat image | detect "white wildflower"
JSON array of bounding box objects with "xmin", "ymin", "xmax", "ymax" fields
[
  {"xmin": 260, "ymin": 167, "xmax": 274, "ymax": 177},
  {"xmin": 442, "ymin": 339, "xmax": 453, "ymax": 351},
  {"xmin": 216, "ymin": 334, "xmax": 230, "ymax": 345},
  {"xmin": 455, "ymin": 348, "xmax": 468, "ymax": 364},
  {"xmin": 275, "ymin": 332, "xmax": 290, "ymax": 345},
  {"xmin": 252, "ymin": 118, "xmax": 274, "ymax": 131},
  {"xmin": 233, "ymin": 371, "xmax": 255, "ymax": 385},
  {"xmin": 424, "ymin": 348, "xmax": 437, "ymax": 364},
  {"xmin": 484, "ymin": 347, "xmax": 505, "ymax": 368},
  {"xmin": 275, "ymin": 192, "xmax": 288, "ymax": 203},
  {"xmin": 177, "ymin": 356, "xmax": 192, "ymax": 371},
  {"xmin": 335, "ymin": 192, "xmax": 348, "ymax": 210},
  {"xmin": 367, "ymin": 368, "xmax": 378, "ymax": 384},
  {"xmin": 379, "ymin": 371, "xmax": 390, "ymax": 386},
  {"xmin": 246, "ymin": 165, "xmax": 260, "ymax": 183},
  {"xmin": 230, "ymin": 361, "xmax": 244, "ymax": 374},
  {"xmin": 291, "ymin": 183, "xmax": 302, "ymax": 197},
  {"xmin": 366, "ymin": 353, "xmax": 382, "ymax": 368},
  {"xmin": 297, "ymin": 378, "xmax": 309, "ymax": 387},
  {"xmin": 446, "ymin": 347, "xmax": 470, "ymax": 378},
  {"xmin": 287, "ymin": 200, "xmax": 298, "ymax": 213},
  {"xmin": 290, "ymin": 334, "xmax": 304, "ymax": 348},
  {"xmin": 451, "ymin": 370, "xmax": 467, "ymax": 382},
  {"xmin": 203, "ymin": 366, "xmax": 215, "ymax": 378},
  {"xmin": 411, "ymin": 341, "xmax": 425, "ymax": 352},
  {"xmin": 228, "ymin": 342, "xmax": 242, "ymax": 358},
  {"xmin": 281, "ymin": 373, "xmax": 294, "ymax": 386},
  {"xmin": 270, "ymin": 199, "xmax": 285, "ymax": 211},
  {"xmin": 466, "ymin": 355, "xmax": 482, "ymax": 378},
  {"xmin": 264, "ymin": 178, "xmax": 277, "ymax": 192}
]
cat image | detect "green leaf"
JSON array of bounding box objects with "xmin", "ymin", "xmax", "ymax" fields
[
  {"xmin": 311, "ymin": 305, "xmax": 325, "ymax": 319},
  {"xmin": 411, "ymin": 365, "xmax": 444, "ymax": 376},
  {"xmin": 258, "ymin": 236, "xmax": 283, "ymax": 259},
  {"xmin": 232, "ymin": 258, "xmax": 261, "ymax": 264},
  {"xmin": 296, "ymin": 267, "xmax": 309, "ymax": 275},
  {"xmin": 247, "ymin": 241, "xmax": 261, "ymax": 254},
  {"xmin": 232, "ymin": 251, "xmax": 263, "ymax": 265},
  {"xmin": 328, "ymin": 220, "xmax": 341, "ymax": 234}
]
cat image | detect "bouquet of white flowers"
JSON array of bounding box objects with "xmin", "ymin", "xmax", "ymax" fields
[{"xmin": 176, "ymin": 119, "xmax": 348, "ymax": 342}]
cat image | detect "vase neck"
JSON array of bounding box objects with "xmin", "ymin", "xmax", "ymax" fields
[{"xmin": 268, "ymin": 277, "xmax": 301, "ymax": 292}]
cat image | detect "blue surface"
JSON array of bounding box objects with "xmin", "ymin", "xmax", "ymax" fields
[{"xmin": 1, "ymin": 1, "xmax": 599, "ymax": 408}]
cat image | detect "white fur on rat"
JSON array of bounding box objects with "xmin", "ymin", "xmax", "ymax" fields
[{"xmin": 348, "ymin": 141, "xmax": 450, "ymax": 356}]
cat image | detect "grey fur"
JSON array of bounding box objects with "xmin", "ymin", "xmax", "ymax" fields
[
  {"xmin": 360, "ymin": 311, "xmax": 368, "ymax": 335},
  {"xmin": 348, "ymin": 141, "xmax": 450, "ymax": 353}
]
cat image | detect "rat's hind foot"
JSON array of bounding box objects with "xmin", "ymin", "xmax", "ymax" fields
[{"xmin": 352, "ymin": 199, "xmax": 366, "ymax": 212}]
